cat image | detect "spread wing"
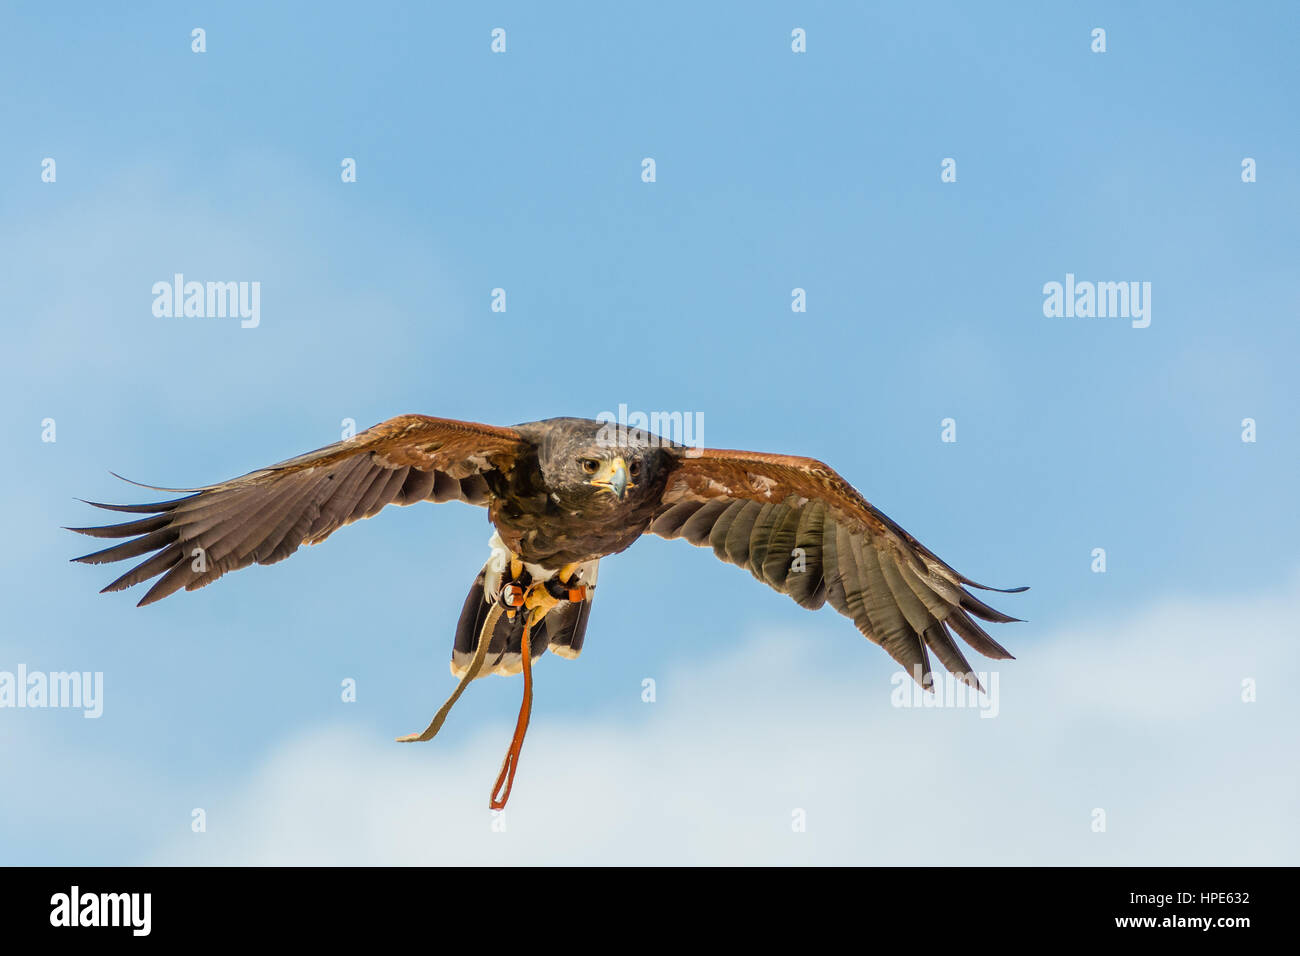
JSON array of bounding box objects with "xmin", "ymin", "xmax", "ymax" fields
[
  {"xmin": 70, "ymin": 414, "xmax": 527, "ymax": 606},
  {"xmin": 648, "ymin": 448, "xmax": 1025, "ymax": 689}
]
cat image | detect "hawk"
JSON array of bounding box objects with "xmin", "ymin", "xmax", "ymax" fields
[{"xmin": 71, "ymin": 415, "xmax": 1024, "ymax": 807}]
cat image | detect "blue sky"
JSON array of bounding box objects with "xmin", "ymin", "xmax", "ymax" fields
[{"xmin": 1, "ymin": 2, "xmax": 1296, "ymax": 864}]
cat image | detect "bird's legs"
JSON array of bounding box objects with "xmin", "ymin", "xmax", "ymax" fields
[
  {"xmin": 499, "ymin": 561, "xmax": 584, "ymax": 621},
  {"xmin": 398, "ymin": 556, "xmax": 587, "ymax": 810}
]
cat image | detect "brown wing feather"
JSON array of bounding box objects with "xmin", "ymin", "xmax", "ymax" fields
[
  {"xmin": 70, "ymin": 415, "xmax": 527, "ymax": 606},
  {"xmin": 649, "ymin": 448, "xmax": 1025, "ymax": 687}
]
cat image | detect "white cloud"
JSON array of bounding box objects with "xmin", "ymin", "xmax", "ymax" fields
[{"xmin": 144, "ymin": 574, "xmax": 1300, "ymax": 865}]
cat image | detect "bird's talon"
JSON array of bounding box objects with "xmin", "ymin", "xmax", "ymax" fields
[{"xmin": 522, "ymin": 581, "xmax": 560, "ymax": 616}]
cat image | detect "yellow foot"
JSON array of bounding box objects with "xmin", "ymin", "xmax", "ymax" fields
[{"xmin": 522, "ymin": 581, "xmax": 560, "ymax": 625}]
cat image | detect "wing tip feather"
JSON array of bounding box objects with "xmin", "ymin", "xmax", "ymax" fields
[{"xmin": 107, "ymin": 470, "xmax": 206, "ymax": 493}]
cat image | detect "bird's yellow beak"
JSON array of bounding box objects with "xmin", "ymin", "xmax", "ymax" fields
[{"xmin": 589, "ymin": 456, "xmax": 632, "ymax": 500}]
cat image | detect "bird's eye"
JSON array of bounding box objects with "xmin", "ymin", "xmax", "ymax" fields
[
  {"xmin": 629, "ymin": 461, "xmax": 641, "ymax": 477},
  {"xmin": 580, "ymin": 458, "xmax": 600, "ymax": 474}
]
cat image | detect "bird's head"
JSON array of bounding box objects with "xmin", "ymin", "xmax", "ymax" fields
[{"xmin": 527, "ymin": 418, "xmax": 674, "ymax": 514}]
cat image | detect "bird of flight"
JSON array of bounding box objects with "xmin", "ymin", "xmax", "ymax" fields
[{"xmin": 70, "ymin": 414, "xmax": 1025, "ymax": 808}]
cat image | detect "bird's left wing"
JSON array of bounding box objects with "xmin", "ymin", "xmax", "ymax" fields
[
  {"xmin": 647, "ymin": 448, "xmax": 1025, "ymax": 688},
  {"xmin": 70, "ymin": 414, "xmax": 528, "ymax": 606}
]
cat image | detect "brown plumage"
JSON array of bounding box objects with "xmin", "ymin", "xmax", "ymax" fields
[{"xmin": 70, "ymin": 414, "xmax": 1025, "ymax": 691}]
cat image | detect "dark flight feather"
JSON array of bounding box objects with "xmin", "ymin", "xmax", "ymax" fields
[
  {"xmin": 648, "ymin": 446, "xmax": 1025, "ymax": 686},
  {"xmin": 71, "ymin": 415, "xmax": 527, "ymax": 607}
]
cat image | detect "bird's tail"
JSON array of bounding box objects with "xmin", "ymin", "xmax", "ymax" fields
[{"xmin": 450, "ymin": 560, "xmax": 599, "ymax": 678}]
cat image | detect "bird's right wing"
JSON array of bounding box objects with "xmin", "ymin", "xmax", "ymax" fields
[{"xmin": 70, "ymin": 414, "xmax": 529, "ymax": 606}]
